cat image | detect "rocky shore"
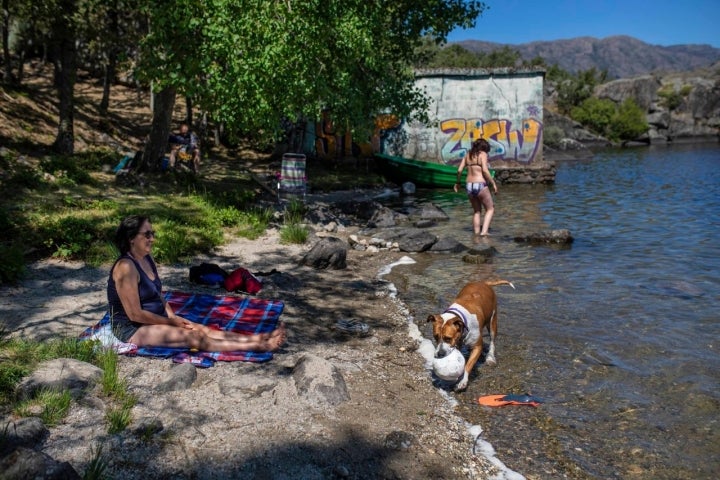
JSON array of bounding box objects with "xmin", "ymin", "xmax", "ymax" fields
[{"xmin": 0, "ymin": 190, "xmax": 523, "ymax": 480}]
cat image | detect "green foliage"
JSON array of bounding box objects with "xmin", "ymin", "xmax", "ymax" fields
[
  {"xmin": 14, "ymin": 388, "xmax": 72, "ymax": 426},
  {"xmin": 4, "ymin": 163, "xmax": 44, "ymax": 190},
  {"xmin": 210, "ymin": 189, "xmax": 257, "ymax": 211},
  {"xmin": 280, "ymin": 223, "xmax": 309, "ymax": 245},
  {"xmin": 97, "ymin": 349, "xmax": 124, "ymax": 397},
  {"xmin": 658, "ymin": 84, "xmax": 692, "ymax": 111},
  {"xmin": 106, "ymin": 406, "xmax": 131, "ymax": 435},
  {"xmin": 571, "ymin": 97, "xmax": 648, "ymax": 142},
  {"xmin": 424, "ymin": 43, "xmax": 482, "ymax": 68},
  {"xmin": 138, "ymin": 0, "xmax": 487, "ymax": 139},
  {"xmin": 83, "ymin": 443, "xmax": 109, "ymax": 480},
  {"xmin": 95, "ymin": 347, "xmax": 136, "ymax": 434},
  {"xmin": 571, "ymin": 97, "xmax": 617, "ymax": 137},
  {"xmin": 0, "ymin": 337, "xmax": 99, "ymax": 407},
  {"xmin": 417, "ymin": 42, "xmax": 537, "ymax": 70},
  {"xmin": 610, "ymin": 98, "xmax": 649, "ymax": 142},
  {"xmin": 545, "ymin": 64, "xmax": 572, "ymax": 83},
  {"xmin": 0, "ymin": 358, "xmax": 30, "ymax": 405},
  {"xmin": 234, "ymin": 207, "xmax": 273, "ymax": 240},
  {"xmin": 0, "ymin": 242, "xmax": 25, "ymax": 285},
  {"xmin": 0, "ymin": 334, "xmax": 135, "ymax": 436},
  {"xmin": 542, "ymin": 126, "xmax": 565, "ymax": 148},
  {"xmin": 37, "ymin": 215, "xmax": 101, "ymax": 260},
  {"xmin": 476, "ymin": 46, "xmax": 524, "ymax": 68},
  {"xmin": 556, "ymin": 67, "xmax": 608, "ymax": 114},
  {"xmin": 279, "ymin": 200, "xmax": 309, "ymax": 244},
  {"xmin": 39, "ymin": 155, "xmax": 97, "ymax": 187},
  {"xmin": 284, "ymin": 200, "xmax": 307, "ymax": 225}
]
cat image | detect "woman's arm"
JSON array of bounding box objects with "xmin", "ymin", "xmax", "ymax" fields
[
  {"xmin": 480, "ymin": 153, "xmax": 497, "ymax": 194},
  {"xmin": 453, "ymin": 155, "xmax": 468, "ymax": 192}
]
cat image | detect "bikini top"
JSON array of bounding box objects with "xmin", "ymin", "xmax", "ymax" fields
[{"xmin": 466, "ymin": 154, "xmax": 482, "ymax": 167}]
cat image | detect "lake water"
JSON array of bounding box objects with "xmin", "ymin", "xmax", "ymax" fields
[{"xmin": 381, "ymin": 143, "xmax": 720, "ymax": 479}]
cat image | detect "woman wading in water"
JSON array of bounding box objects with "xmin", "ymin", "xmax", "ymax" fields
[{"xmin": 453, "ymin": 138, "xmax": 498, "ymax": 236}]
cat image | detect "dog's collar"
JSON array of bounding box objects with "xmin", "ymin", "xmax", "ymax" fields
[{"xmin": 443, "ymin": 303, "xmax": 472, "ymax": 337}]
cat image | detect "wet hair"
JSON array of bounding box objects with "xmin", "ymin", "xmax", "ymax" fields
[
  {"xmin": 469, "ymin": 138, "xmax": 491, "ymax": 158},
  {"xmin": 114, "ymin": 215, "xmax": 151, "ymax": 254}
]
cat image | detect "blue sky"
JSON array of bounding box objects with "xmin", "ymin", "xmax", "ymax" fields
[{"xmin": 448, "ymin": 0, "xmax": 720, "ymax": 47}]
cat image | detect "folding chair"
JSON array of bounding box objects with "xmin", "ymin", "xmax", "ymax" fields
[{"xmin": 277, "ymin": 153, "xmax": 307, "ymax": 202}]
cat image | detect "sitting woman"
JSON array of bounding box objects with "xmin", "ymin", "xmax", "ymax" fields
[{"xmin": 107, "ymin": 215, "xmax": 286, "ymax": 351}]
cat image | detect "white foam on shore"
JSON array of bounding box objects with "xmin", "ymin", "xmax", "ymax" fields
[{"xmin": 378, "ymin": 256, "xmax": 525, "ymax": 480}]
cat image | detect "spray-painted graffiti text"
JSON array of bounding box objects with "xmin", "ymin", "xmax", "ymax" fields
[{"xmin": 440, "ymin": 117, "xmax": 542, "ymax": 164}]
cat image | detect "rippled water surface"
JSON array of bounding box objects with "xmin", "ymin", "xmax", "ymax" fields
[{"xmin": 382, "ymin": 143, "xmax": 720, "ymax": 479}]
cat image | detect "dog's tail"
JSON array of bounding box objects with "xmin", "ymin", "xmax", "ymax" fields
[{"xmin": 485, "ymin": 279, "xmax": 515, "ymax": 289}]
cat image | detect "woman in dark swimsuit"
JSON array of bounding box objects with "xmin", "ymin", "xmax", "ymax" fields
[
  {"xmin": 453, "ymin": 138, "xmax": 498, "ymax": 236},
  {"xmin": 107, "ymin": 215, "xmax": 286, "ymax": 351}
]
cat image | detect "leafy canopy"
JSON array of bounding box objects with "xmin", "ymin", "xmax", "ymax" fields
[{"xmin": 138, "ymin": 0, "xmax": 486, "ymax": 137}]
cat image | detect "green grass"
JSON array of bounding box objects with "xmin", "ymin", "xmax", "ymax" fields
[
  {"xmin": 83, "ymin": 443, "xmax": 109, "ymax": 480},
  {"xmin": 279, "ymin": 199, "xmax": 309, "ymax": 244},
  {"xmin": 280, "ymin": 223, "xmax": 309, "ymax": 244},
  {"xmin": 14, "ymin": 388, "xmax": 72, "ymax": 426},
  {"xmin": 0, "ymin": 150, "xmax": 279, "ymax": 283},
  {"xmin": 0, "ymin": 333, "xmax": 135, "ymax": 435}
]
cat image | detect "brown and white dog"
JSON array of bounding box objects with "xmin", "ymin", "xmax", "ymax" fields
[{"xmin": 427, "ymin": 280, "xmax": 514, "ymax": 390}]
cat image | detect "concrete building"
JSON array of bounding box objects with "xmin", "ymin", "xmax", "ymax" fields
[{"xmin": 381, "ymin": 68, "xmax": 553, "ymax": 182}]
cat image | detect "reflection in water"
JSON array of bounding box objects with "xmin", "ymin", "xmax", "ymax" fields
[{"xmin": 381, "ymin": 144, "xmax": 720, "ymax": 479}]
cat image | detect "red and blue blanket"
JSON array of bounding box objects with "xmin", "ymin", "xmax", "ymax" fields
[{"xmin": 80, "ymin": 291, "xmax": 284, "ymax": 368}]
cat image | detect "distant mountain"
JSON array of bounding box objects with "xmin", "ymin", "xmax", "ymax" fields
[{"xmin": 453, "ymin": 35, "xmax": 720, "ymax": 78}]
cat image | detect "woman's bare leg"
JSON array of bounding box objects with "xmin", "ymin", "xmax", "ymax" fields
[
  {"xmin": 479, "ymin": 188, "xmax": 495, "ymax": 236},
  {"xmin": 130, "ymin": 322, "xmax": 287, "ymax": 352},
  {"xmin": 469, "ymin": 195, "xmax": 483, "ymax": 235}
]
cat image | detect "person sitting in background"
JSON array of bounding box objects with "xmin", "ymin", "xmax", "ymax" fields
[
  {"xmin": 168, "ymin": 123, "xmax": 201, "ymax": 173},
  {"xmin": 107, "ymin": 215, "xmax": 286, "ymax": 351}
]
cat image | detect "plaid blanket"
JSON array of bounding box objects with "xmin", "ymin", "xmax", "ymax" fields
[{"xmin": 80, "ymin": 291, "xmax": 284, "ymax": 367}]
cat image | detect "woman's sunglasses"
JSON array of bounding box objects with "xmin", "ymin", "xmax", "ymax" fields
[{"xmin": 139, "ymin": 230, "xmax": 156, "ymax": 239}]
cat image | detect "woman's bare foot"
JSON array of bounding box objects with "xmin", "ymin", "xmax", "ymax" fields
[{"xmin": 265, "ymin": 322, "xmax": 287, "ymax": 351}]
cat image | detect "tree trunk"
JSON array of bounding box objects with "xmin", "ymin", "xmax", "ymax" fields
[
  {"xmin": 185, "ymin": 95, "xmax": 193, "ymax": 126},
  {"xmin": 99, "ymin": 53, "xmax": 116, "ymax": 119},
  {"xmin": 51, "ymin": 0, "xmax": 78, "ymax": 155},
  {"xmin": 99, "ymin": 4, "xmax": 119, "ymax": 118},
  {"xmin": 141, "ymin": 86, "xmax": 176, "ymax": 172},
  {"xmin": 2, "ymin": 0, "xmax": 14, "ymax": 84}
]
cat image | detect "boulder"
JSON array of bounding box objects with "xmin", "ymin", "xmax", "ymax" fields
[
  {"xmin": 16, "ymin": 358, "xmax": 102, "ymax": 401},
  {"xmin": 430, "ymin": 237, "xmax": 468, "ymax": 253},
  {"xmin": 292, "ymin": 354, "xmax": 349, "ymax": 407},
  {"xmin": 595, "ymin": 75, "xmax": 660, "ymax": 110},
  {"xmin": 372, "ymin": 227, "xmax": 438, "ymax": 253},
  {"xmin": 154, "ymin": 363, "xmax": 197, "ymax": 392},
  {"xmin": 0, "ymin": 447, "xmax": 80, "ymax": 480},
  {"xmin": 0, "ymin": 418, "xmax": 48, "ymax": 456},
  {"xmin": 514, "ymin": 229, "xmax": 574, "ymax": 245},
  {"xmin": 300, "ymin": 237, "xmax": 348, "ymax": 269}
]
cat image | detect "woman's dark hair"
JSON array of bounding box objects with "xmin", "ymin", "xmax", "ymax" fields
[
  {"xmin": 469, "ymin": 138, "xmax": 491, "ymax": 158},
  {"xmin": 114, "ymin": 215, "xmax": 151, "ymax": 254}
]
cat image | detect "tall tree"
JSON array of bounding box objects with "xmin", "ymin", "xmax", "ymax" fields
[
  {"xmin": 136, "ymin": 0, "xmax": 486, "ymax": 171},
  {"xmin": 50, "ymin": 0, "xmax": 78, "ymax": 154},
  {"xmin": 1, "ymin": 0, "xmax": 13, "ymax": 84}
]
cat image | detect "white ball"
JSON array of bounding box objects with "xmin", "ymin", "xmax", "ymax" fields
[{"xmin": 432, "ymin": 349, "xmax": 465, "ymax": 382}]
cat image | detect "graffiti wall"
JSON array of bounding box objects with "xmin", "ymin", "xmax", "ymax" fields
[{"xmin": 382, "ymin": 68, "xmax": 545, "ymax": 165}]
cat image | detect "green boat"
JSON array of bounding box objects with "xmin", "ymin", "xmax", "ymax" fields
[{"xmin": 374, "ymin": 153, "xmax": 460, "ymax": 188}]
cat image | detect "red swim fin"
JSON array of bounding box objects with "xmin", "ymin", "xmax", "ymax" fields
[{"xmin": 478, "ymin": 394, "xmax": 543, "ymax": 407}]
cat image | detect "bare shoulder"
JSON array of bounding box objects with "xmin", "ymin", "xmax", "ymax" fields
[{"xmin": 113, "ymin": 258, "xmax": 138, "ymax": 280}]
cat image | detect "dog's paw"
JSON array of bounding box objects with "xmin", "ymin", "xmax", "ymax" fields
[
  {"xmin": 485, "ymin": 355, "xmax": 497, "ymax": 366},
  {"xmin": 454, "ymin": 373, "xmax": 469, "ymax": 391}
]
